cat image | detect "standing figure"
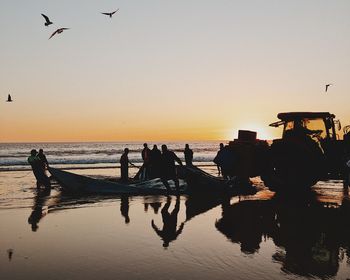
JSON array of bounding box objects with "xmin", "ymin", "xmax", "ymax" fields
[
  {"xmin": 149, "ymin": 144, "xmax": 162, "ymax": 178},
  {"xmin": 184, "ymin": 144, "xmax": 194, "ymax": 166},
  {"xmin": 161, "ymin": 144, "xmax": 183, "ymax": 193},
  {"xmin": 27, "ymin": 149, "xmax": 50, "ymax": 188},
  {"xmin": 120, "ymin": 148, "xmax": 131, "ymax": 182},
  {"xmin": 37, "ymin": 149, "xmax": 49, "ymax": 169},
  {"xmin": 141, "ymin": 143, "xmax": 151, "ymax": 180},
  {"xmin": 213, "ymin": 143, "xmax": 225, "ymax": 177}
]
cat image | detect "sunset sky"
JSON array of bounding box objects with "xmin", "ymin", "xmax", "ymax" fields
[{"xmin": 1, "ymin": 0, "xmax": 350, "ymax": 142}]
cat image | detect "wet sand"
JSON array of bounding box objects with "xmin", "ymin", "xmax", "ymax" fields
[{"xmin": 1, "ymin": 168, "xmax": 350, "ymax": 280}]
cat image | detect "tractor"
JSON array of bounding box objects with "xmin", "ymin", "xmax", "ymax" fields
[
  {"xmin": 221, "ymin": 112, "xmax": 350, "ymax": 192},
  {"xmin": 261, "ymin": 112, "xmax": 350, "ymax": 191}
]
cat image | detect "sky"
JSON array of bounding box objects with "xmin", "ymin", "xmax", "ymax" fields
[{"xmin": 1, "ymin": 0, "xmax": 350, "ymax": 142}]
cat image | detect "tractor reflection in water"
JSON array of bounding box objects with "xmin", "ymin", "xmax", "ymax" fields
[{"xmin": 215, "ymin": 194, "xmax": 350, "ymax": 278}]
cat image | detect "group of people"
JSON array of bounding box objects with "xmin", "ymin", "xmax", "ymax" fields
[
  {"xmin": 120, "ymin": 143, "xmax": 194, "ymax": 193},
  {"xmin": 27, "ymin": 143, "xmax": 228, "ymax": 193},
  {"xmin": 27, "ymin": 149, "xmax": 50, "ymax": 188}
]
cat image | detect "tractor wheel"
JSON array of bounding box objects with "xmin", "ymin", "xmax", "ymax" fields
[{"xmin": 261, "ymin": 138, "xmax": 325, "ymax": 192}]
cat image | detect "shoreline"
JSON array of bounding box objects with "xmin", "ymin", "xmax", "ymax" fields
[{"xmin": 0, "ymin": 163, "xmax": 217, "ymax": 172}]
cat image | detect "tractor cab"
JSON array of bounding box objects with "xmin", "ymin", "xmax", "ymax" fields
[{"xmin": 269, "ymin": 112, "xmax": 340, "ymax": 142}]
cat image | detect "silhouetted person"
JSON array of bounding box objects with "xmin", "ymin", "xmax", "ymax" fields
[
  {"xmin": 151, "ymin": 196, "xmax": 185, "ymax": 248},
  {"xmin": 120, "ymin": 148, "xmax": 131, "ymax": 182},
  {"xmin": 38, "ymin": 149, "xmax": 49, "ymax": 169},
  {"xmin": 184, "ymin": 144, "xmax": 194, "ymax": 166},
  {"xmin": 28, "ymin": 149, "xmax": 50, "ymax": 188},
  {"xmin": 160, "ymin": 144, "xmax": 183, "ymax": 193},
  {"xmin": 149, "ymin": 144, "xmax": 162, "ymax": 178},
  {"xmin": 214, "ymin": 143, "xmax": 225, "ymax": 177},
  {"xmin": 141, "ymin": 143, "xmax": 151, "ymax": 180},
  {"xmin": 120, "ymin": 195, "xmax": 130, "ymax": 224}
]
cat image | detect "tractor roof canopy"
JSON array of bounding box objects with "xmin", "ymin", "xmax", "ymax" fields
[
  {"xmin": 277, "ymin": 112, "xmax": 335, "ymax": 121},
  {"xmin": 270, "ymin": 112, "xmax": 335, "ymax": 127}
]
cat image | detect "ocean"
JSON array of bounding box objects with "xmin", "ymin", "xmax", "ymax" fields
[{"xmin": 0, "ymin": 141, "xmax": 221, "ymax": 171}]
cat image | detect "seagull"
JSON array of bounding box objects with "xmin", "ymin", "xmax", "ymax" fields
[
  {"xmin": 41, "ymin": 14, "xmax": 53, "ymax": 26},
  {"xmin": 325, "ymin": 84, "xmax": 332, "ymax": 92},
  {"xmin": 101, "ymin": 9, "xmax": 119, "ymax": 18},
  {"xmin": 49, "ymin": 28, "xmax": 70, "ymax": 39},
  {"xmin": 6, "ymin": 94, "xmax": 12, "ymax": 102}
]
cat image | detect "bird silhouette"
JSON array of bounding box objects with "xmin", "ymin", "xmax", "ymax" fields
[
  {"xmin": 325, "ymin": 84, "xmax": 332, "ymax": 92},
  {"xmin": 101, "ymin": 9, "xmax": 119, "ymax": 18},
  {"xmin": 6, "ymin": 94, "xmax": 12, "ymax": 102},
  {"xmin": 41, "ymin": 14, "xmax": 53, "ymax": 26},
  {"xmin": 49, "ymin": 28, "xmax": 70, "ymax": 39}
]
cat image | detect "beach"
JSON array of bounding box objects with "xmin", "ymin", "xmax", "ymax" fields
[{"xmin": 1, "ymin": 142, "xmax": 350, "ymax": 280}]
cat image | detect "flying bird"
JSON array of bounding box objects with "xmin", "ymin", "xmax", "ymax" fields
[
  {"xmin": 325, "ymin": 84, "xmax": 332, "ymax": 92},
  {"xmin": 101, "ymin": 9, "xmax": 119, "ymax": 18},
  {"xmin": 49, "ymin": 28, "xmax": 70, "ymax": 39},
  {"xmin": 41, "ymin": 14, "xmax": 53, "ymax": 26},
  {"xmin": 6, "ymin": 94, "xmax": 12, "ymax": 102}
]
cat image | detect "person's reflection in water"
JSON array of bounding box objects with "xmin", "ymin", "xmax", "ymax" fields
[
  {"xmin": 120, "ymin": 195, "xmax": 130, "ymax": 224},
  {"xmin": 150, "ymin": 202, "xmax": 162, "ymax": 214},
  {"xmin": 28, "ymin": 188, "xmax": 51, "ymax": 232},
  {"xmin": 7, "ymin": 249, "xmax": 13, "ymax": 261},
  {"xmin": 151, "ymin": 196, "xmax": 184, "ymax": 248},
  {"xmin": 144, "ymin": 201, "xmax": 162, "ymax": 214}
]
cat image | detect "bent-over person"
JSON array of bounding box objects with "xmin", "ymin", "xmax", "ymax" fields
[{"xmin": 160, "ymin": 145, "xmax": 183, "ymax": 193}]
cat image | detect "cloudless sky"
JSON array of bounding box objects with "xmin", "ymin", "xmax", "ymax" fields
[{"xmin": 1, "ymin": 0, "xmax": 350, "ymax": 142}]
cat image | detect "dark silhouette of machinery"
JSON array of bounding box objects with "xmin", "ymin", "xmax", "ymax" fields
[{"xmin": 219, "ymin": 112, "xmax": 350, "ymax": 192}]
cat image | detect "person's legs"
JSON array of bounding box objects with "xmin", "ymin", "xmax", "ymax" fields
[
  {"xmin": 121, "ymin": 166, "xmax": 128, "ymax": 182},
  {"xmin": 174, "ymin": 179, "xmax": 180, "ymax": 193},
  {"xmin": 161, "ymin": 178, "xmax": 171, "ymax": 194}
]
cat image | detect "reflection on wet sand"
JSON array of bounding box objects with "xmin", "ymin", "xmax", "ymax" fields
[
  {"xmin": 216, "ymin": 189, "xmax": 350, "ymax": 278},
  {"xmin": 151, "ymin": 196, "xmax": 185, "ymax": 248},
  {"xmin": 185, "ymin": 193, "xmax": 227, "ymax": 222},
  {"xmin": 27, "ymin": 188, "xmax": 51, "ymax": 232},
  {"xmin": 144, "ymin": 197, "xmax": 162, "ymax": 214},
  {"xmin": 24, "ymin": 177, "xmax": 350, "ymax": 278},
  {"xmin": 7, "ymin": 249, "xmax": 13, "ymax": 261},
  {"xmin": 120, "ymin": 195, "xmax": 130, "ymax": 224}
]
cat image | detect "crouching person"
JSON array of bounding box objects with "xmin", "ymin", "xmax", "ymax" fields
[{"xmin": 28, "ymin": 149, "xmax": 51, "ymax": 188}]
